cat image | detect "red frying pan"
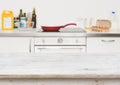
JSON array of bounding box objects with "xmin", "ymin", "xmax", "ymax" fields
[{"xmin": 41, "ymin": 23, "xmax": 77, "ymax": 32}]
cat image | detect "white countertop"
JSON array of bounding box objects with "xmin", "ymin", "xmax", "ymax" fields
[
  {"xmin": 0, "ymin": 53, "xmax": 120, "ymax": 79},
  {"xmin": 0, "ymin": 29, "xmax": 120, "ymax": 37},
  {"xmin": 0, "ymin": 29, "xmax": 86, "ymax": 37}
]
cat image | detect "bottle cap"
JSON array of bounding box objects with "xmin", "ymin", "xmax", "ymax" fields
[{"xmin": 112, "ymin": 11, "xmax": 115, "ymax": 14}]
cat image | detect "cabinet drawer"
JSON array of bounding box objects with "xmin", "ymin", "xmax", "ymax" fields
[
  {"xmin": 34, "ymin": 37, "xmax": 86, "ymax": 45},
  {"xmin": 87, "ymin": 37, "xmax": 120, "ymax": 53},
  {"xmin": 34, "ymin": 37, "xmax": 58, "ymax": 45}
]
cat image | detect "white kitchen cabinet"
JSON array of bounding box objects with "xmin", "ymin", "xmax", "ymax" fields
[
  {"xmin": 0, "ymin": 37, "xmax": 31, "ymax": 53},
  {"xmin": 87, "ymin": 37, "xmax": 120, "ymax": 53}
]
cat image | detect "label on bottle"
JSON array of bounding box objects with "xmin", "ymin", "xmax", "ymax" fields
[
  {"xmin": 4, "ymin": 17, "xmax": 12, "ymax": 29},
  {"xmin": 14, "ymin": 20, "xmax": 19, "ymax": 28}
]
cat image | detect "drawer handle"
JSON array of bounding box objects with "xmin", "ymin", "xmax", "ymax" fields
[
  {"xmin": 58, "ymin": 38, "xmax": 63, "ymax": 43},
  {"xmin": 101, "ymin": 40, "xmax": 115, "ymax": 42}
]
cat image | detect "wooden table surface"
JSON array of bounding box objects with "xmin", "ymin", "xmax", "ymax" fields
[{"xmin": 0, "ymin": 53, "xmax": 119, "ymax": 79}]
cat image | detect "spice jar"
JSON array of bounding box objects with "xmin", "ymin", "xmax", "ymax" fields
[{"xmin": 14, "ymin": 17, "xmax": 20, "ymax": 29}]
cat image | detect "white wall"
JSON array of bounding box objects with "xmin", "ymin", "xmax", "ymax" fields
[{"xmin": 0, "ymin": 0, "xmax": 120, "ymax": 28}]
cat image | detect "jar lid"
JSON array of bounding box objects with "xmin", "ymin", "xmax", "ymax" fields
[{"xmin": 14, "ymin": 17, "xmax": 19, "ymax": 20}]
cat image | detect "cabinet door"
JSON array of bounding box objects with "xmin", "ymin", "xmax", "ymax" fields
[
  {"xmin": 87, "ymin": 37, "xmax": 120, "ymax": 53},
  {"xmin": 0, "ymin": 37, "xmax": 31, "ymax": 53}
]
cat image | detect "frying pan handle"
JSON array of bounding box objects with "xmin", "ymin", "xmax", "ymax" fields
[{"xmin": 61, "ymin": 23, "xmax": 77, "ymax": 28}]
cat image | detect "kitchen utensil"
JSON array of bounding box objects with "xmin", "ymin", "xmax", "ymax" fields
[{"xmin": 41, "ymin": 23, "xmax": 77, "ymax": 32}]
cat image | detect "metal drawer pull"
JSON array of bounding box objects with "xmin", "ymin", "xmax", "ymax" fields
[
  {"xmin": 58, "ymin": 38, "xmax": 63, "ymax": 43},
  {"xmin": 101, "ymin": 40, "xmax": 115, "ymax": 42}
]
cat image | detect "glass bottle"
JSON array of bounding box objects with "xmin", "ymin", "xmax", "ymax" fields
[
  {"xmin": 23, "ymin": 13, "xmax": 26, "ymax": 17},
  {"xmin": 19, "ymin": 9, "xmax": 23, "ymax": 20},
  {"xmin": 110, "ymin": 11, "xmax": 119, "ymax": 31},
  {"xmin": 14, "ymin": 17, "xmax": 19, "ymax": 29},
  {"xmin": 20, "ymin": 17, "xmax": 27, "ymax": 28},
  {"xmin": 32, "ymin": 8, "xmax": 36, "ymax": 28}
]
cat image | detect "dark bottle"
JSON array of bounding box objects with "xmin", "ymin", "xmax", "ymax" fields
[
  {"xmin": 23, "ymin": 13, "xmax": 26, "ymax": 17},
  {"xmin": 19, "ymin": 9, "xmax": 23, "ymax": 20},
  {"xmin": 32, "ymin": 8, "xmax": 37, "ymax": 28}
]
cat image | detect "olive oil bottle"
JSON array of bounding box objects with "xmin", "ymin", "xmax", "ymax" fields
[
  {"xmin": 32, "ymin": 8, "xmax": 36, "ymax": 28},
  {"xmin": 19, "ymin": 9, "xmax": 23, "ymax": 20}
]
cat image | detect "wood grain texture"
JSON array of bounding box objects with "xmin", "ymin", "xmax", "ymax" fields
[{"xmin": 0, "ymin": 53, "xmax": 119, "ymax": 79}]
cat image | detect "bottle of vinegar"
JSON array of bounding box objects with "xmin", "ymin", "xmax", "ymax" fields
[{"xmin": 32, "ymin": 8, "xmax": 36, "ymax": 28}]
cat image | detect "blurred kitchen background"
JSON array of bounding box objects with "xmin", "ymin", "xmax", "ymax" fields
[{"xmin": 0, "ymin": 0, "xmax": 120, "ymax": 29}]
